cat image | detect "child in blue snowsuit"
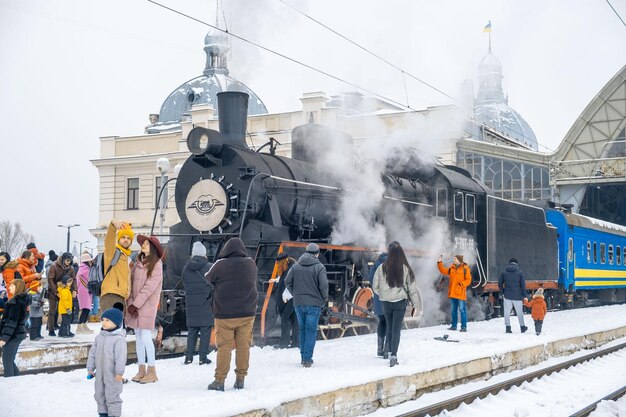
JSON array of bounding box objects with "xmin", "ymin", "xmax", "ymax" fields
[{"xmin": 87, "ymin": 308, "xmax": 127, "ymax": 417}]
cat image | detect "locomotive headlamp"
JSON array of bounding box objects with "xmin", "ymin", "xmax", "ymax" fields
[{"xmin": 187, "ymin": 127, "xmax": 222, "ymax": 156}]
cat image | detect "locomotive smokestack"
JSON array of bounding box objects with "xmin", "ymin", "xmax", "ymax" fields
[{"xmin": 217, "ymin": 91, "xmax": 249, "ymax": 149}]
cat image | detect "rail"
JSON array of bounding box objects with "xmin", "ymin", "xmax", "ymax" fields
[
  {"xmin": 397, "ymin": 341, "xmax": 626, "ymax": 417},
  {"xmin": 569, "ymin": 385, "xmax": 626, "ymax": 417}
]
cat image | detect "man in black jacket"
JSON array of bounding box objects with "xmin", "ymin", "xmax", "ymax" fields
[
  {"xmin": 498, "ymin": 258, "xmax": 528, "ymax": 334},
  {"xmin": 273, "ymin": 253, "xmax": 298, "ymax": 349},
  {"xmin": 182, "ymin": 242, "xmax": 214, "ymax": 365},
  {"xmin": 285, "ymin": 243, "xmax": 328, "ymax": 368},
  {"xmin": 206, "ymin": 238, "xmax": 258, "ymax": 391}
]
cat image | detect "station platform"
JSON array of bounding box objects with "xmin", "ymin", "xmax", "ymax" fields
[{"xmin": 1, "ymin": 304, "xmax": 626, "ymax": 417}]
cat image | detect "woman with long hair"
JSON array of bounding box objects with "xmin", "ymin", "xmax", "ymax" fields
[
  {"xmin": 372, "ymin": 241, "xmax": 419, "ymax": 367},
  {"xmin": 0, "ymin": 279, "xmax": 29, "ymax": 376},
  {"xmin": 125, "ymin": 235, "xmax": 163, "ymax": 384}
]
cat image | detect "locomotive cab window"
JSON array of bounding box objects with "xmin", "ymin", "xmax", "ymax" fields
[
  {"xmin": 465, "ymin": 194, "xmax": 476, "ymax": 223},
  {"xmin": 617, "ymin": 246, "xmax": 621, "ymax": 265},
  {"xmin": 608, "ymin": 245, "xmax": 614, "ymax": 265},
  {"xmin": 600, "ymin": 243, "xmax": 606, "ymax": 264},
  {"xmin": 567, "ymin": 238, "xmax": 573, "ymax": 262},
  {"xmin": 436, "ymin": 189, "xmax": 448, "ymax": 218},
  {"xmin": 454, "ymin": 191, "xmax": 464, "ymax": 221}
]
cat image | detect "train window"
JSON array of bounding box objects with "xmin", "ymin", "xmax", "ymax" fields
[
  {"xmin": 587, "ymin": 241, "xmax": 591, "ymax": 263},
  {"xmin": 454, "ymin": 191, "xmax": 464, "ymax": 221},
  {"xmin": 567, "ymin": 238, "xmax": 573, "ymax": 262},
  {"xmin": 436, "ymin": 189, "xmax": 448, "ymax": 217},
  {"xmin": 617, "ymin": 246, "xmax": 622, "ymax": 265},
  {"xmin": 465, "ymin": 194, "xmax": 476, "ymax": 222},
  {"xmin": 608, "ymin": 245, "xmax": 614, "ymax": 265},
  {"xmin": 593, "ymin": 242, "xmax": 597, "ymax": 264},
  {"xmin": 600, "ymin": 243, "xmax": 606, "ymax": 264}
]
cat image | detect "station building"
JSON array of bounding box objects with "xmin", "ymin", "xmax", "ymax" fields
[{"xmin": 90, "ymin": 30, "xmax": 626, "ymax": 248}]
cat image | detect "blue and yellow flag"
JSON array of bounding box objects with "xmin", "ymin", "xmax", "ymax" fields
[{"xmin": 483, "ymin": 21, "xmax": 492, "ymax": 32}]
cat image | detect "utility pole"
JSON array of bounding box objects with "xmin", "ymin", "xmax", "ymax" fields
[{"xmin": 58, "ymin": 224, "xmax": 79, "ymax": 253}]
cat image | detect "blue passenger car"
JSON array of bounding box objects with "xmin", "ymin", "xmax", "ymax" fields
[{"xmin": 546, "ymin": 209, "xmax": 626, "ymax": 295}]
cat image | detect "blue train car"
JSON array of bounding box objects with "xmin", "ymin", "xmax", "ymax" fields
[{"xmin": 545, "ymin": 209, "xmax": 626, "ymax": 302}]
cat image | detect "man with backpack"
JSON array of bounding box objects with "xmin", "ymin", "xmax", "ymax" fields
[{"xmin": 98, "ymin": 220, "xmax": 134, "ymax": 315}]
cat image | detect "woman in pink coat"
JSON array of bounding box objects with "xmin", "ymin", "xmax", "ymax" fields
[
  {"xmin": 126, "ymin": 235, "xmax": 163, "ymax": 384},
  {"xmin": 76, "ymin": 253, "xmax": 94, "ymax": 334}
]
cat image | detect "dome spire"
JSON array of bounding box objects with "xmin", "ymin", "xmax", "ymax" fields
[{"xmin": 204, "ymin": 0, "xmax": 229, "ymax": 76}]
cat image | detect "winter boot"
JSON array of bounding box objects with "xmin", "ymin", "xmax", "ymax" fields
[
  {"xmin": 505, "ymin": 326, "xmax": 512, "ymax": 334},
  {"xmin": 82, "ymin": 323, "xmax": 94, "ymax": 334},
  {"xmin": 131, "ymin": 364, "xmax": 146, "ymax": 382},
  {"xmin": 208, "ymin": 380, "xmax": 225, "ymax": 391},
  {"xmin": 139, "ymin": 366, "xmax": 158, "ymax": 384},
  {"xmin": 199, "ymin": 356, "xmax": 212, "ymax": 365},
  {"xmin": 521, "ymin": 326, "xmax": 528, "ymax": 333},
  {"xmin": 383, "ymin": 352, "xmax": 389, "ymax": 360},
  {"xmin": 389, "ymin": 355, "xmax": 398, "ymax": 367},
  {"xmin": 234, "ymin": 377, "xmax": 245, "ymax": 389},
  {"xmin": 377, "ymin": 336, "xmax": 385, "ymax": 357},
  {"xmin": 184, "ymin": 356, "xmax": 193, "ymax": 365},
  {"xmin": 99, "ymin": 413, "xmax": 109, "ymax": 417}
]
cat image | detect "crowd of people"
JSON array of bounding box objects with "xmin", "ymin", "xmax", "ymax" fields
[{"xmin": 0, "ymin": 222, "xmax": 549, "ymax": 416}]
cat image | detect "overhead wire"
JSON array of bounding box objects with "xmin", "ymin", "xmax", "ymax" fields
[
  {"xmin": 604, "ymin": 0, "xmax": 626, "ymax": 26},
  {"xmin": 146, "ymin": 0, "xmax": 417, "ymax": 111}
]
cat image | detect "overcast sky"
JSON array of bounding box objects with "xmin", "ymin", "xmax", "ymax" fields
[{"xmin": 0, "ymin": 0, "xmax": 624, "ymax": 254}]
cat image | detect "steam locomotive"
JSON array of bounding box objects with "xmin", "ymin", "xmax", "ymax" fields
[{"xmin": 157, "ymin": 91, "xmax": 625, "ymax": 341}]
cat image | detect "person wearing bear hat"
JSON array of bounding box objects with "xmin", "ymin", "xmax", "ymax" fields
[
  {"xmin": 47, "ymin": 252, "xmax": 75, "ymax": 336},
  {"xmin": 285, "ymin": 242, "xmax": 328, "ymax": 368},
  {"xmin": 437, "ymin": 254, "xmax": 472, "ymax": 332},
  {"xmin": 498, "ymin": 258, "xmax": 528, "ymax": 334},
  {"xmin": 100, "ymin": 220, "xmax": 134, "ymax": 316},
  {"xmin": 523, "ymin": 287, "xmax": 547, "ymax": 335},
  {"xmin": 87, "ymin": 307, "xmax": 127, "ymax": 417}
]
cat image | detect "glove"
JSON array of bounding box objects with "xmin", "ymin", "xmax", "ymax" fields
[{"xmin": 127, "ymin": 304, "xmax": 139, "ymax": 317}]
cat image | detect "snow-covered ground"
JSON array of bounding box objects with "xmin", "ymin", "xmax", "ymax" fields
[
  {"xmin": 362, "ymin": 337, "xmax": 626, "ymax": 417},
  {"xmin": 1, "ymin": 304, "xmax": 626, "ymax": 417}
]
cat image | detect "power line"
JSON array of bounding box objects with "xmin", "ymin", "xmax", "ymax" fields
[
  {"xmin": 146, "ymin": 0, "xmax": 416, "ymax": 111},
  {"xmin": 278, "ymin": 0, "xmax": 458, "ymax": 103},
  {"xmin": 604, "ymin": 0, "xmax": 626, "ymax": 26}
]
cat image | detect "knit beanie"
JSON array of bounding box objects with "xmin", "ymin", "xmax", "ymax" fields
[
  {"xmin": 48, "ymin": 250, "xmax": 58, "ymax": 262},
  {"xmin": 535, "ymin": 288, "xmax": 544, "ymax": 296},
  {"xmin": 454, "ymin": 254, "xmax": 464, "ymax": 263},
  {"xmin": 306, "ymin": 243, "xmax": 320, "ymax": 254},
  {"xmin": 26, "ymin": 242, "xmax": 36, "ymax": 250},
  {"xmin": 191, "ymin": 242, "xmax": 206, "ymax": 257},
  {"xmin": 116, "ymin": 226, "xmax": 135, "ymax": 243},
  {"xmin": 61, "ymin": 275, "xmax": 72, "ymax": 285},
  {"xmin": 101, "ymin": 308, "xmax": 123, "ymax": 327}
]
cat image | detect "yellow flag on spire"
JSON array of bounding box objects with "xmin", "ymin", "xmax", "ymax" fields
[{"xmin": 483, "ymin": 21, "xmax": 492, "ymax": 33}]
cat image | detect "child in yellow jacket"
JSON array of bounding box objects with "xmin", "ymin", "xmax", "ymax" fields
[{"xmin": 58, "ymin": 275, "xmax": 75, "ymax": 338}]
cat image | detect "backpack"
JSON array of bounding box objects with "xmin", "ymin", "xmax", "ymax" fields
[{"xmin": 88, "ymin": 249, "xmax": 121, "ymax": 296}]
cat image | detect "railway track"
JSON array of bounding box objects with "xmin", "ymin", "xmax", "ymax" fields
[
  {"xmin": 396, "ymin": 341, "xmax": 626, "ymax": 417},
  {"xmin": 569, "ymin": 385, "xmax": 626, "ymax": 417}
]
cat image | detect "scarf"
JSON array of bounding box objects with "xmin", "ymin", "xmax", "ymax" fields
[{"xmin": 116, "ymin": 244, "xmax": 131, "ymax": 257}]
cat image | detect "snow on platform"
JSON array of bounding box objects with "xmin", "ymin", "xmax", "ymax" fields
[{"xmin": 1, "ymin": 305, "xmax": 626, "ymax": 417}]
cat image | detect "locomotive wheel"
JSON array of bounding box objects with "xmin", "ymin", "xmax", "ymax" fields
[
  {"xmin": 318, "ymin": 306, "xmax": 342, "ymax": 340},
  {"xmin": 350, "ymin": 287, "xmax": 375, "ymax": 335}
]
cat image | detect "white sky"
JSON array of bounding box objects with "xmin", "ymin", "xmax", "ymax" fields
[{"xmin": 0, "ymin": 0, "xmax": 624, "ymax": 254}]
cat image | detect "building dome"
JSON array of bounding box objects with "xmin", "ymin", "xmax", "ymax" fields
[
  {"xmin": 148, "ymin": 30, "xmax": 267, "ymax": 133},
  {"xmin": 473, "ymin": 52, "xmax": 538, "ymax": 150}
]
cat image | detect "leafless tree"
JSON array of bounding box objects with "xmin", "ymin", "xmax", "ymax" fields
[{"xmin": 0, "ymin": 220, "xmax": 35, "ymax": 258}]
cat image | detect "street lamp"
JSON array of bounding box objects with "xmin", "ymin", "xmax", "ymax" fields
[
  {"xmin": 156, "ymin": 158, "xmax": 171, "ymax": 235},
  {"xmin": 74, "ymin": 240, "xmax": 89, "ymax": 257},
  {"xmin": 58, "ymin": 224, "xmax": 80, "ymax": 253}
]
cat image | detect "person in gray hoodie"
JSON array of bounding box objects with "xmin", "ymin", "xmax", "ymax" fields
[
  {"xmin": 285, "ymin": 243, "xmax": 328, "ymax": 368},
  {"xmin": 87, "ymin": 308, "xmax": 127, "ymax": 417},
  {"xmin": 498, "ymin": 258, "xmax": 528, "ymax": 334},
  {"xmin": 28, "ymin": 281, "xmax": 45, "ymax": 340},
  {"xmin": 182, "ymin": 241, "xmax": 214, "ymax": 365}
]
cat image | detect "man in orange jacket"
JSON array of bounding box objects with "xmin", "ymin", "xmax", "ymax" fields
[{"xmin": 437, "ymin": 255, "xmax": 472, "ymax": 332}]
